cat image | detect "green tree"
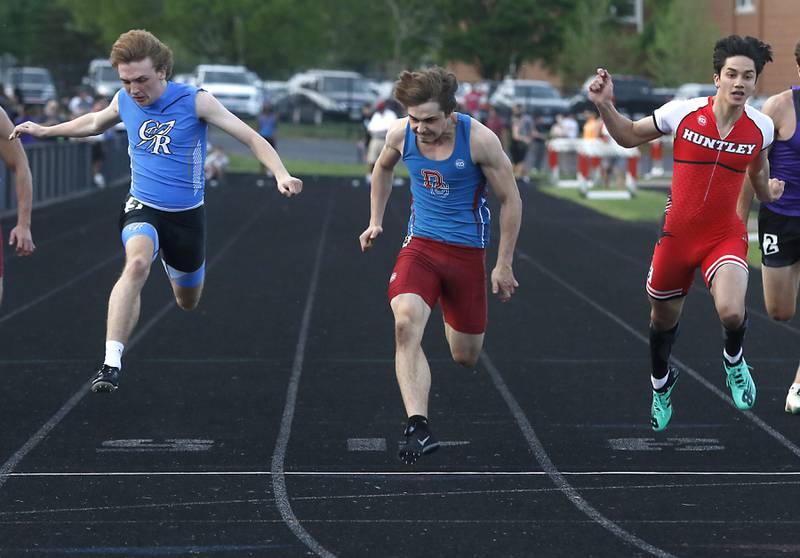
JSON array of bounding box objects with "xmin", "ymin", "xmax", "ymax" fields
[
  {"xmin": 557, "ymin": 0, "xmax": 643, "ymax": 91},
  {"xmin": 437, "ymin": 0, "xmax": 578, "ymax": 80},
  {"xmin": 0, "ymin": 0, "xmax": 104, "ymax": 95},
  {"xmin": 645, "ymin": 0, "xmax": 719, "ymax": 87}
]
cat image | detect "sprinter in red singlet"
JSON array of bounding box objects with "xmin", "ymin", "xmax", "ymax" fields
[{"xmin": 589, "ymin": 35, "xmax": 784, "ymax": 431}]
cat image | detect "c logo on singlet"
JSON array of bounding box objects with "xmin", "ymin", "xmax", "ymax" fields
[
  {"xmin": 124, "ymin": 197, "xmax": 144, "ymax": 213},
  {"xmin": 421, "ymin": 169, "xmax": 449, "ymax": 198},
  {"xmin": 136, "ymin": 119, "xmax": 176, "ymax": 155}
]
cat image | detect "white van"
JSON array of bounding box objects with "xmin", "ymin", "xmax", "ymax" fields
[
  {"xmin": 5, "ymin": 67, "xmax": 57, "ymax": 105},
  {"xmin": 84, "ymin": 59, "xmax": 120, "ymax": 99},
  {"xmin": 286, "ymin": 69, "xmax": 376, "ymax": 123},
  {"xmin": 194, "ymin": 64, "xmax": 262, "ymax": 118}
]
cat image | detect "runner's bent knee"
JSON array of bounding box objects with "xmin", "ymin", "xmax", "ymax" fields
[
  {"xmin": 766, "ymin": 301, "xmax": 795, "ymax": 321},
  {"xmin": 174, "ymin": 285, "xmax": 202, "ymax": 311}
]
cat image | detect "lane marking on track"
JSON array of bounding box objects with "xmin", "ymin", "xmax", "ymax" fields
[
  {"xmin": 5, "ymin": 470, "xmax": 800, "ymax": 478},
  {"xmin": 5, "ymin": 478, "xmax": 800, "ymax": 517},
  {"xmin": 482, "ymin": 352, "xmax": 675, "ymax": 558},
  {"xmin": 562, "ymin": 224, "xmax": 800, "ymax": 337},
  {"xmin": 270, "ymin": 190, "xmax": 336, "ymax": 558},
  {"xmin": 0, "ymin": 200, "xmax": 272, "ymax": 492},
  {"xmin": 517, "ymin": 250, "xmax": 800, "ymax": 461}
]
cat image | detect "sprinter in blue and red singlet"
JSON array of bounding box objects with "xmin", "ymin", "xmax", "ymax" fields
[
  {"xmin": 359, "ymin": 67, "xmax": 522, "ymax": 464},
  {"xmin": 12, "ymin": 30, "xmax": 302, "ymax": 393},
  {"xmin": 738, "ymin": 39, "xmax": 800, "ymax": 414}
]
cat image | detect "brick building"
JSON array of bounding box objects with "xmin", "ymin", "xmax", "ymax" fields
[{"xmin": 709, "ymin": 0, "xmax": 800, "ymax": 95}]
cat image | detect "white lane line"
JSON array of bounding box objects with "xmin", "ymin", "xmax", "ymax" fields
[
  {"xmin": 482, "ymin": 352, "xmax": 675, "ymax": 558},
  {"xmin": 5, "ymin": 470, "xmax": 800, "ymax": 477},
  {"xmin": 517, "ymin": 250, "xmax": 800, "ymax": 460},
  {"xmin": 5, "ymin": 479, "xmax": 799, "ymax": 517},
  {"xmin": 270, "ymin": 192, "xmax": 335, "ymax": 558},
  {"xmin": 0, "ymin": 202, "xmax": 272, "ymax": 492},
  {"xmin": 564, "ymin": 224, "xmax": 800, "ymax": 337}
]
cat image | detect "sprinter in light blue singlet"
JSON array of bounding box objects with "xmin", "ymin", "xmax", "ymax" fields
[
  {"xmin": 359, "ymin": 67, "xmax": 522, "ymax": 464},
  {"xmin": 11, "ymin": 30, "xmax": 303, "ymax": 393},
  {"xmin": 119, "ymin": 80, "xmax": 208, "ymax": 211}
]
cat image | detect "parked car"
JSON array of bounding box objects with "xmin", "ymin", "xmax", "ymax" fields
[
  {"xmin": 674, "ymin": 83, "xmax": 717, "ymax": 100},
  {"xmin": 489, "ymin": 78, "xmax": 568, "ymax": 123},
  {"xmin": 172, "ymin": 73, "xmax": 196, "ymax": 86},
  {"xmin": 194, "ymin": 64, "xmax": 262, "ymax": 118},
  {"xmin": 261, "ymin": 80, "xmax": 289, "ymax": 106},
  {"xmin": 4, "ymin": 67, "xmax": 56, "ymax": 105},
  {"xmin": 570, "ymin": 74, "xmax": 671, "ymax": 121},
  {"xmin": 83, "ymin": 59, "xmax": 120, "ymax": 99},
  {"xmin": 284, "ymin": 69, "xmax": 376, "ymax": 124}
]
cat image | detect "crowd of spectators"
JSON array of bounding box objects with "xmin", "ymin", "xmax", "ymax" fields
[{"xmin": 0, "ymin": 84, "xmax": 119, "ymax": 187}]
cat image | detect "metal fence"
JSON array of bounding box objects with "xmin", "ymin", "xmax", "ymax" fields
[{"xmin": 0, "ymin": 133, "xmax": 130, "ymax": 216}]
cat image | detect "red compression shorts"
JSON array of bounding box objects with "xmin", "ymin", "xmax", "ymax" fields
[
  {"xmin": 646, "ymin": 231, "xmax": 748, "ymax": 300},
  {"xmin": 388, "ymin": 236, "xmax": 487, "ymax": 334}
]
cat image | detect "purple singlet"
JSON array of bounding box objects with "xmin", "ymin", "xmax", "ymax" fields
[{"xmin": 766, "ymin": 86, "xmax": 800, "ymax": 217}]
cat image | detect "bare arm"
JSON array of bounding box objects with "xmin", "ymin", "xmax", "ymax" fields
[
  {"xmin": 736, "ymin": 177, "xmax": 755, "ymax": 225},
  {"xmin": 588, "ymin": 68, "xmax": 662, "ymax": 148},
  {"xmin": 0, "ymin": 108, "xmax": 34, "ymax": 255},
  {"xmin": 747, "ymin": 148, "xmax": 784, "ymax": 203},
  {"xmin": 196, "ymin": 91, "xmax": 301, "ymax": 197},
  {"xmin": 359, "ymin": 119, "xmax": 405, "ymax": 252},
  {"xmin": 472, "ymin": 119, "xmax": 521, "ymax": 301},
  {"xmin": 739, "ymin": 92, "xmax": 793, "ymax": 221},
  {"xmin": 10, "ymin": 92, "xmax": 121, "ymax": 140}
]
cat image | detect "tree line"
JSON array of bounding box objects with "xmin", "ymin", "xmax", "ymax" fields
[{"xmin": 0, "ymin": 0, "xmax": 718, "ymax": 95}]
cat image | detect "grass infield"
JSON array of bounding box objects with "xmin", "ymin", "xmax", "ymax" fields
[{"xmin": 540, "ymin": 185, "xmax": 762, "ymax": 268}]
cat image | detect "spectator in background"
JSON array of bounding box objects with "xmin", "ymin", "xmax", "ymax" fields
[
  {"xmin": 561, "ymin": 112, "xmax": 579, "ymax": 139},
  {"xmin": 582, "ymin": 110, "xmax": 603, "ymax": 139},
  {"xmin": 529, "ymin": 114, "xmax": 549, "ymax": 173},
  {"xmin": 550, "ymin": 114, "xmax": 565, "ymax": 139},
  {"xmin": 41, "ymin": 99, "xmax": 64, "ymax": 129},
  {"xmin": 68, "ymin": 87, "xmax": 94, "ymax": 118},
  {"xmin": 257, "ymin": 103, "xmax": 278, "ymax": 148},
  {"xmin": 257, "ymin": 104, "xmax": 279, "ymax": 183},
  {"xmin": 358, "ymin": 101, "xmax": 373, "ymax": 165},
  {"xmin": 463, "ymin": 85, "xmax": 481, "ymax": 118},
  {"xmin": 88, "ymin": 97, "xmax": 113, "ymax": 187},
  {"xmin": 510, "ymin": 104, "xmax": 533, "ymax": 181},
  {"xmin": 0, "ymin": 85, "xmax": 17, "ymax": 121},
  {"xmin": 13, "ymin": 105, "xmax": 38, "ymax": 145},
  {"xmin": 365, "ymin": 100, "xmax": 398, "ymax": 182},
  {"xmin": 204, "ymin": 143, "xmax": 230, "ymax": 187},
  {"xmin": 484, "ymin": 105, "xmax": 506, "ymax": 148}
]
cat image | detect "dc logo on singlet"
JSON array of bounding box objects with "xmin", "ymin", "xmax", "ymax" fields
[
  {"xmin": 763, "ymin": 234, "xmax": 779, "ymax": 255},
  {"xmin": 421, "ymin": 169, "xmax": 449, "ymax": 198},
  {"xmin": 136, "ymin": 119, "xmax": 176, "ymax": 155}
]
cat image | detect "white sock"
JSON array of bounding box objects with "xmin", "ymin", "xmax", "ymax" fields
[
  {"xmin": 723, "ymin": 348, "xmax": 742, "ymax": 364},
  {"xmin": 104, "ymin": 340, "xmax": 124, "ymax": 369},
  {"xmin": 651, "ymin": 374, "xmax": 668, "ymax": 390}
]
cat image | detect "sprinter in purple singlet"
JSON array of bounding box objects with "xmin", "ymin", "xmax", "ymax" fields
[{"xmin": 738, "ymin": 40, "xmax": 800, "ymax": 414}]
